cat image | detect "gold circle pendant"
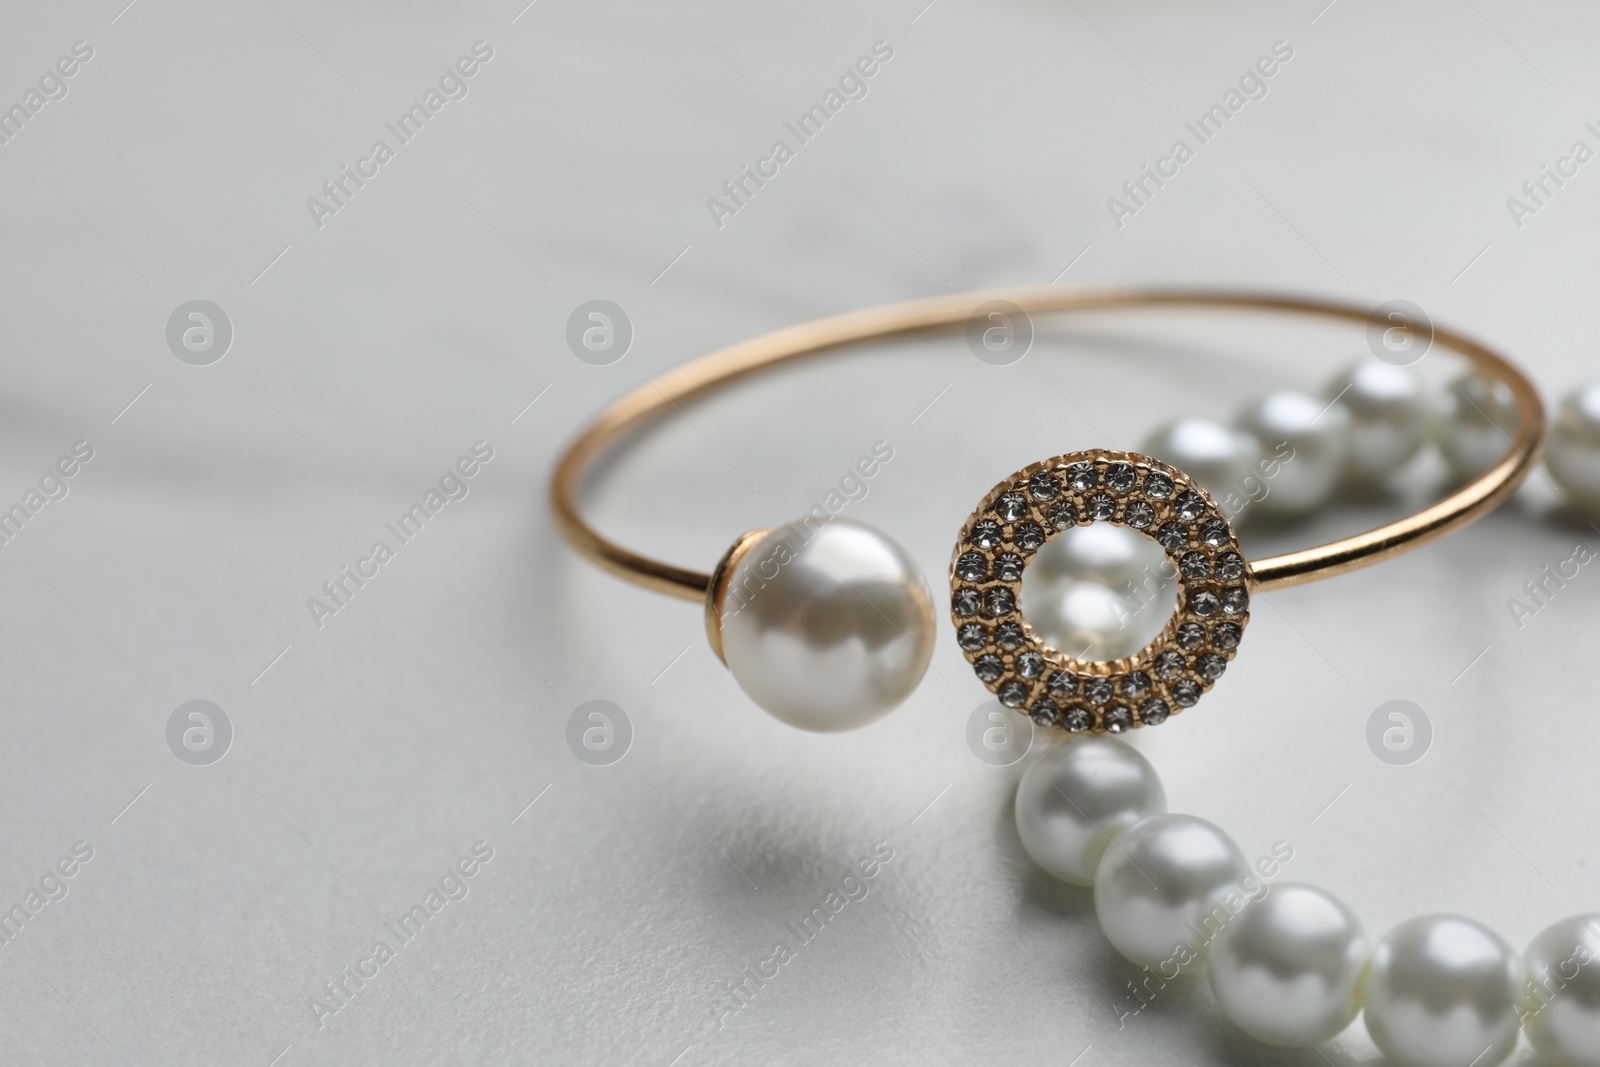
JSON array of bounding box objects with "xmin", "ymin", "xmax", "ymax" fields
[{"xmin": 949, "ymin": 450, "xmax": 1252, "ymax": 733}]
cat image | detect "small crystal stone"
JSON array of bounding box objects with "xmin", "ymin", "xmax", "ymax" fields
[
  {"xmin": 1086, "ymin": 493, "xmax": 1116, "ymax": 521},
  {"xmin": 1171, "ymin": 679, "xmax": 1201, "ymax": 707},
  {"xmin": 1139, "ymin": 698, "xmax": 1170, "ymax": 725},
  {"xmin": 998, "ymin": 680, "xmax": 1029, "ymax": 708},
  {"xmin": 1222, "ymin": 587, "xmax": 1249, "ymax": 615},
  {"xmin": 996, "ymin": 492, "xmax": 1028, "ymax": 522},
  {"xmin": 1142, "ymin": 472, "xmax": 1175, "ymax": 500},
  {"xmin": 952, "ymin": 588, "xmax": 980, "ymax": 616},
  {"xmin": 1157, "ymin": 522, "xmax": 1189, "ymax": 550},
  {"xmin": 1179, "ymin": 551, "xmax": 1210, "ymax": 579},
  {"xmin": 1200, "ymin": 520, "xmax": 1229, "ymax": 548},
  {"xmin": 1063, "ymin": 706, "xmax": 1094, "ymax": 732},
  {"xmin": 994, "ymin": 552, "xmax": 1025, "ymax": 582},
  {"xmin": 1047, "ymin": 501, "xmax": 1077, "ymax": 529},
  {"xmin": 1212, "ymin": 622, "xmax": 1241, "ymax": 651},
  {"xmin": 1191, "ymin": 591, "xmax": 1221, "ymax": 617},
  {"xmin": 1046, "ymin": 670, "xmax": 1078, "ymax": 697},
  {"xmin": 1105, "ymin": 463, "xmax": 1137, "ymax": 492},
  {"xmin": 1102, "ymin": 706, "xmax": 1133, "ymax": 733},
  {"xmin": 1084, "ymin": 677, "xmax": 1113, "ymax": 706},
  {"xmin": 1028, "ymin": 471, "xmax": 1060, "ymax": 501},
  {"xmin": 1015, "ymin": 522, "xmax": 1045, "ymax": 550},
  {"xmin": 994, "ymin": 621, "xmax": 1026, "ymax": 651},
  {"xmin": 1017, "ymin": 651, "xmax": 1046, "ymax": 678},
  {"xmin": 1197, "ymin": 653, "xmax": 1226, "ymax": 681},
  {"xmin": 957, "ymin": 623, "xmax": 987, "ymax": 651},
  {"xmin": 1176, "ymin": 622, "xmax": 1205, "ymax": 650},
  {"xmin": 971, "ymin": 519, "xmax": 1002, "ymax": 550},
  {"xmin": 1066, "ymin": 462, "xmax": 1098, "ymax": 491},
  {"xmin": 955, "ymin": 551, "xmax": 987, "ymax": 582},
  {"xmin": 984, "ymin": 587, "xmax": 1015, "ymax": 616},
  {"xmin": 1174, "ymin": 490, "xmax": 1207, "ymax": 522},
  {"xmin": 974, "ymin": 654, "xmax": 1003, "ymax": 683},
  {"xmin": 1216, "ymin": 551, "xmax": 1245, "ymax": 581},
  {"xmin": 1124, "ymin": 501, "xmax": 1155, "ymax": 528},
  {"xmin": 1030, "ymin": 699, "xmax": 1060, "ymax": 726},
  {"xmin": 1120, "ymin": 671, "xmax": 1152, "ymax": 699},
  {"xmin": 1154, "ymin": 651, "xmax": 1186, "ymax": 679}
]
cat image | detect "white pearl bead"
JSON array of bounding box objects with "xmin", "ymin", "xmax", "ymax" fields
[
  {"xmin": 1434, "ymin": 373, "xmax": 1520, "ymax": 482},
  {"xmin": 1014, "ymin": 736, "xmax": 1166, "ymax": 887},
  {"xmin": 1141, "ymin": 417, "xmax": 1262, "ymax": 512},
  {"xmin": 1094, "ymin": 813, "xmax": 1249, "ymax": 973},
  {"xmin": 1206, "ymin": 882, "xmax": 1370, "ymax": 1047},
  {"xmin": 1523, "ymin": 913, "xmax": 1600, "ymax": 1066},
  {"xmin": 719, "ymin": 518, "xmax": 934, "ymax": 732},
  {"xmin": 1022, "ymin": 581, "xmax": 1133, "ymax": 662},
  {"xmin": 1364, "ymin": 914, "xmax": 1525, "ymax": 1067},
  {"xmin": 1324, "ymin": 359, "xmax": 1427, "ymax": 482},
  {"xmin": 1547, "ymin": 382, "xmax": 1600, "ymax": 509},
  {"xmin": 1234, "ymin": 390, "xmax": 1350, "ymax": 517},
  {"xmin": 1041, "ymin": 522, "xmax": 1157, "ymax": 587},
  {"xmin": 1020, "ymin": 526, "xmax": 1175, "ymax": 661}
]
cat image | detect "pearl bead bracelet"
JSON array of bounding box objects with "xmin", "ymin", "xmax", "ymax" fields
[
  {"xmin": 551, "ymin": 287, "xmax": 1544, "ymax": 733},
  {"xmin": 1017, "ymin": 734, "xmax": 1599, "ymax": 1066}
]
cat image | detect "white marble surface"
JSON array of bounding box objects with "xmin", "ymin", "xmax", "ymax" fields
[{"xmin": 0, "ymin": 0, "xmax": 1597, "ymax": 1063}]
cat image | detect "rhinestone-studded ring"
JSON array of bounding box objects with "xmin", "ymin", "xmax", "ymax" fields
[{"xmin": 950, "ymin": 450, "xmax": 1252, "ymax": 734}]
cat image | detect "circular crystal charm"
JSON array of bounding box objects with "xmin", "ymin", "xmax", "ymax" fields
[{"xmin": 949, "ymin": 449, "xmax": 1252, "ymax": 734}]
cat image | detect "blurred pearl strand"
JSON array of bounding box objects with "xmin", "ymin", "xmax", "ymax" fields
[{"xmin": 1014, "ymin": 361, "xmax": 1600, "ymax": 1066}]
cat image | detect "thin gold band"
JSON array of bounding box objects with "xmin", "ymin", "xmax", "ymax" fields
[{"xmin": 550, "ymin": 286, "xmax": 1546, "ymax": 600}]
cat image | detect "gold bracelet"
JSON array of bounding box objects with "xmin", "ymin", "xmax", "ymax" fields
[{"xmin": 550, "ymin": 286, "xmax": 1545, "ymax": 734}]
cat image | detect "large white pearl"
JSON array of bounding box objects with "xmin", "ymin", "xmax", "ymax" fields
[
  {"xmin": 1234, "ymin": 390, "xmax": 1351, "ymax": 517},
  {"xmin": 1020, "ymin": 526, "xmax": 1175, "ymax": 661},
  {"xmin": 1364, "ymin": 914, "xmax": 1525, "ymax": 1067},
  {"xmin": 1014, "ymin": 736, "xmax": 1166, "ymax": 887},
  {"xmin": 1206, "ymin": 882, "xmax": 1370, "ymax": 1047},
  {"xmin": 1094, "ymin": 813, "xmax": 1248, "ymax": 973},
  {"xmin": 719, "ymin": 518, "xmax": 934, "ymax": 732},
  {"xmin": 1324, "ymin": 359, "xmax": 1427, "ymax": 482},
  {"xmin": 1434, "ymin": 373, "xmax": 1520, "ymax": 482},
  {"xmin": 1141, "ymin": 417, "xmax": 1262, "ymax": 513},
  {"xmin": 1547, "ymin": 382, "xmax": 1600, "ymax": 510},
  {"xmin": 1524, "ymin": 913, "xmax": 1600, "ymax": 1066}
]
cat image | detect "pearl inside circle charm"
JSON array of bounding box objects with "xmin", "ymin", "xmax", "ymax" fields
[{"xmin": 717, "ymin": 517, "xmax": 935, "ymax": 733}]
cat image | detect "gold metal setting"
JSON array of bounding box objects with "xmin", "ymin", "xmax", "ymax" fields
[
  {"xmin": 551, "ymin": 287, "xmax": 1546, "ymax": 613},
  {"xmin": 704, "ymin": 527, "xmax": 770, "ymax": 666},
  {"xmin": 951, "ymin": 451, "xmax": 1249, "ymax": 734}
]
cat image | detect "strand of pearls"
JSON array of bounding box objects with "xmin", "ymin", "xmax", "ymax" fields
[
  {"xmin": 1140, "ymin": 361, "xmax": 1600, "ymax": 521},
  {"xmin": 1014, "ymin": 365, "xmax": 1600, "ymax": 1064},
  {"xmin": 1017, "ymin": 735, "xmax": 1593, "ymax": 1067},
  {"xmin": 1016, "ymin": 736, "xmax": 1598, "ymax": 1065}
]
